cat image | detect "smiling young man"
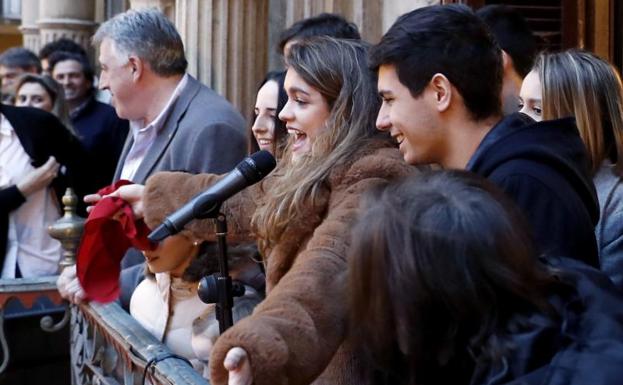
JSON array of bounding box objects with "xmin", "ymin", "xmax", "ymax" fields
[{"xmin": 371, "ymin": 4, "xmax": 599, "ymax": 266}]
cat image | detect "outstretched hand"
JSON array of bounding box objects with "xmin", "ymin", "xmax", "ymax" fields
[
  {"xmin": 224, "ymin": 347, "xmax": 253, "ymax": 385},
  {"xmin": 56, "ymin": 265, "xmax": 86, "ymax": 305},
  {"xmin": 107, "ymin": 184, "xmax": 145, "ymax": 219},
  {"xmin": 84, "ymin": 184, "xmax": 146, "ymax": 219}
]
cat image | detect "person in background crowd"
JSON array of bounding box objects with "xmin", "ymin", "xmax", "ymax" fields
[
  {"xmin": 349, "ymin": 170, "xmax": 623, "ymax": 385},
  {"xmin": 129, "ymin": 235, "xmax": 263, "ymax": 379},
  {"xmin": 57, "ymin": 8, "xmax": 247, "ymax": 309},
  {"xmin": 249, "ymin": 70, "xmax": 288, "ymax": 157},
  {"xmin": 477, "ymin": 5, "xmax": 539, "ymax": 115},
  {"xmin": 38, "ymin": 38, "xmax": 87, "ymax": 75},
  {"xmin": 15, "ymin": 74, "xmax": 72, "ymax": 130},
  {"xmin": 40, "ymin": 38, "xmax": 112, "ymax": 104},
  {"xmin": 0, "ymin": 47, "xmax": 41, "ymax": 104},
  {"xmin": 50, "ymin": 51, "xmax": 128, "ymax": 191},
  {"xmin": 109, "ymin": 37, "xmax": 415, "ymax": 385},
  {"xmin": 92, "ymin": 8, "xmax": 246, "ymax": 186},
  {"xmin": 520, "ymin": 50, "xmax": 623, "ymax": 289},
  {"xmin": 278, "ymin": 12, "xmax": 361, "ymax": 56},
  {"xmin": 372, "ymin": 4, "xmax": 599, "ymax": 266},
  {"xmin": 0, "ymin": 101, "xmax": 87, "ymax": 278}
]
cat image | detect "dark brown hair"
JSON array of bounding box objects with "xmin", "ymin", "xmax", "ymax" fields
[
  {"xmin": 348, "ymin": 170, "xmax": 559, "ymax": 384},
  {"xmin": 369, "ymin": 4, "xmax": 503, "ymax": 121},
  {"xmin": 248, "ymin": 70, "xmax": 288, "ymax": 158}
]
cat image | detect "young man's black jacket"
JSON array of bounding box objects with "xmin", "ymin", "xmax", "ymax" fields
[{"xmin": 467, "ymin": 113, "xmax": 599, "ymax": 266}]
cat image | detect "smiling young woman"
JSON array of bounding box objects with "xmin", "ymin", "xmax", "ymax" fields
[{"xmin": 249, "ymin": 71, "xmax": 288, "ymax": 158}]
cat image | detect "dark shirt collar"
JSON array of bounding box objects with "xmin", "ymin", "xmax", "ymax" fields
[{"xmin": 69, "ymin": 90, "xmax": 96, "ymax": 120}]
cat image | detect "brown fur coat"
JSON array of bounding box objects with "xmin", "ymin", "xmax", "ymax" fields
[{"xmin": 143, "ymin": 140, "xmax": 416, "ymax": 385}]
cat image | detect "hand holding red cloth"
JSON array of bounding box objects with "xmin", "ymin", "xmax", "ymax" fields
[{"xmin": 76, "ymin": 180, "xmax": 156, "ymax": 303}]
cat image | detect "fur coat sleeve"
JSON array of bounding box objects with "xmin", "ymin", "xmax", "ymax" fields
[
  {"xmin": 208, "ymin": 147, "xmax": 414, "ymax": 385},
  {"xmin": 143, "ymin": 171, "xmax": 259, "ymax": 244}
]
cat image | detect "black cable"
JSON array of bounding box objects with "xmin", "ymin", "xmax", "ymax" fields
[{"xmin": 142, "ymin": 352, "xmax": 193, "ymax": 385}]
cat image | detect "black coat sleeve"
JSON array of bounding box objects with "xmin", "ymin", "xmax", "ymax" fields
[{"xmin": 0, "ymin": 185, "xmax": 26, "ymax": 215}]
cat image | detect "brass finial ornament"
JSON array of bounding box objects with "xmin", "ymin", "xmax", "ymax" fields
[{"xmin": 48, "ymin": 188, "xmax": 85, "ymax": 268}]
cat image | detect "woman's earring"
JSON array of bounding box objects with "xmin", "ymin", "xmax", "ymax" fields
[{"xmin": 193, "ymin": 240, "xmax": 200, "ymax": 247}]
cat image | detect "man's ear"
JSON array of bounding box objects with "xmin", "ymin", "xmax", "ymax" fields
[
  {"xmin": 430, "ymin": 73, "xmax": 452, "ymax": 112},
  {"xmin": 128, "ymin": 56, "xmax": 143, "ymax": 81}
]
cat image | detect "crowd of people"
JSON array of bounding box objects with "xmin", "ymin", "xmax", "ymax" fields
[{"xmin": 1, "ymin": 3, "xmax": 623, "ymax": 384}]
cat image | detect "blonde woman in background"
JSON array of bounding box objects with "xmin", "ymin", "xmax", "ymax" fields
[{"xmin": 519, "ymin": 50, "xmax": 623, "ymax": 288}]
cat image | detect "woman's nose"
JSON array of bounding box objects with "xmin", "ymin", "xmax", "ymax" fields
[
  {"xmin": 278, "ymin": 101, "xmax": 293, "ymax": 122},
  {"xmin": 252, "ymin": 116, "xmax": 269, "ymax": 133}
]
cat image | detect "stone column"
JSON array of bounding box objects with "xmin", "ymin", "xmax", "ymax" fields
[
  {"xmin": 20, "ymin": 0, "xmax": 40, "ymax": 52},
  {"xmin": 175, "ymin": 0, "xmax": 269, "ymax": 114},
  {"xmin": 271, "ymin": 0, "xmax": 439, "ymax": 51},
  {"xmin": 382, "ymin": 0, "xmax": 438, "ymax": 33},
  {"xmin": 37, "ymin": 0, "xmax": 97, "ymax": 52},
  {"xmin": 130, "ymin": 0, "xmax": 175, "ymax": 20}
]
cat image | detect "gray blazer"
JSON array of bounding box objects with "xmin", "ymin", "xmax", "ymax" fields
[
  {"xmin": 115, "ymin": 76, "xmax": 247, "ymax": 306},
  {"xmin": 113, "ymin": 75, "xmax": 247, "ymax": 183}
]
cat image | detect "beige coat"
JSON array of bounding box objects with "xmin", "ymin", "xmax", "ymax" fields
[{"xmin": 130, "ymin": 272, "xmax": 263, "ymax": 378}]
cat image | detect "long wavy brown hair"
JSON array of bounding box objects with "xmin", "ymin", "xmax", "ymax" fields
[
  {"xmin": 348, "ymin": 171, "xmax": 561, "ymax": 385},
  {"xmin": 252, "ymin": 37, "xmax": 387, "ymax": 251}
]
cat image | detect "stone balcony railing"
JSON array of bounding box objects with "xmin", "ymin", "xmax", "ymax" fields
[{"xmin": 70, "ymin": 301, "xmax": 209, "ymax": 385}]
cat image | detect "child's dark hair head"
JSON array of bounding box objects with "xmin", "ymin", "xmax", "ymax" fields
[{"xmin": 348, "ymin": 170, "xmax": 557, "ymax": 384}]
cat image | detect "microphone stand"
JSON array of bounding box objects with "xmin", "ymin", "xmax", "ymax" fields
[
  {"xmin": 214, "ymin": 212, "xmax": 235, "ymax": 333},
  {"xmin": 196, "ymin": 208, "xmax": 244, "ymax": 334}
]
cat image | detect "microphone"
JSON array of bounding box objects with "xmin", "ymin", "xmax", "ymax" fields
[{"xmin": 148, "ymin": 150, "xmax": 276, "ymax": 242}]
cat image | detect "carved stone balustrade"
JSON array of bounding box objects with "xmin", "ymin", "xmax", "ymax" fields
[{"xmin": 71, "ymin": 301, "xmax": 210, "ymax": 385}]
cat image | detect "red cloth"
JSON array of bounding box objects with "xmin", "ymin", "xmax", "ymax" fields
[{"xmin": 77, "ymin": 180, "xmax": 156, "ymax": 303}]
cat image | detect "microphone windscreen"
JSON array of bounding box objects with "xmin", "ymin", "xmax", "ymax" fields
[{"xmin": 238, "ymin": 150, "xmax": 276, "ymax": 183}]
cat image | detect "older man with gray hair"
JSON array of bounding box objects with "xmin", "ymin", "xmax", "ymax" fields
[
  {"xmin": 94, "ymin": 8, "xmax": 247, "ymax": 182},
  {"xmin": 59, "ymin": 8, "xmax": 247, "ymax": 306}
]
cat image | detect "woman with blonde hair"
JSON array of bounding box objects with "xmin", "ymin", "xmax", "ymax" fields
[
  {"xmin": 109, "ymin": 36, "xmax": 415, "ymax": 384},
  {"xmin": 519, "ymin": 49, "xmax": 623, "ymax": 287}
]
